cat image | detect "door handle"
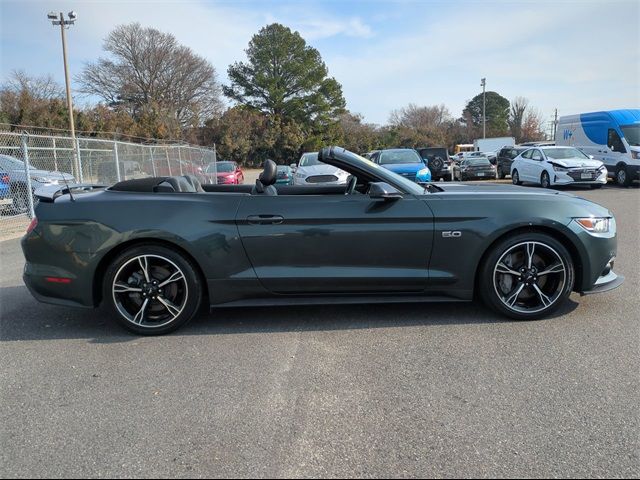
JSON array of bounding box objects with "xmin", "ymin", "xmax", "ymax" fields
[{"xmin": 246, "ymin": 215, "xmax": 284, "ymax": 225}]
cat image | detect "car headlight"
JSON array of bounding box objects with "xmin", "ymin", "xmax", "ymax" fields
[
  {"xmin": 632, "ymin": 151, "xmax": 640, "ymax": 159},
  {"xmin": 552, "ymin": 164, "xmax": 568, "ymax": 172},
  {"xmin": 417, "ymin": 167, "xmax": 431, "ymax": 177},
  {"xmin": 575, "ymin": 217, "xmax": 611, "ymax": 233},
  {"xmin": 30, "ymin": 176, "xmax": 50, "ymax": 183}
]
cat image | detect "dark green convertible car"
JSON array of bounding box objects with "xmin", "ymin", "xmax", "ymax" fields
[{"xmin": 22, "ymin": 147, "xmax": 622, "ymax": 335}]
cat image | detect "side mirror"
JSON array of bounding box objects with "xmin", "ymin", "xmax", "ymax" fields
[
  {"xmin": 589, "ymin": 155, "xmax": 594, "ymax": 159},
  {"xmin": 369, "ymin": 182, "xmax": 403, "ymax": 201},
  {"xmin": 290, "ymin": 163, "xmax": 297, "ymax": 169}
]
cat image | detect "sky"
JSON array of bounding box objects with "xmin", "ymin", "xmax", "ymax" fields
[{"xmin": 1, "ymin": 0, "xmax": 639, "ymax": 129}]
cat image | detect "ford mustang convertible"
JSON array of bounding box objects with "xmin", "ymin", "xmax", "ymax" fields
[{"xmin": 22, "ymin": 147, "xmax": 623, "ymax": 335}]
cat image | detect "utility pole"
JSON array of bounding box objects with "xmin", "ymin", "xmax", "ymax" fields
[
  {"xmin": 481, "ymin": 78, "xmax": 486, "ymax": 139},
  {"xmin": 48, "ymin": 11, "xmax": 80, "ymax": 179},
  {"xmin": 553, "ymin": 108, "xmax": 558, "ymax": 141}
]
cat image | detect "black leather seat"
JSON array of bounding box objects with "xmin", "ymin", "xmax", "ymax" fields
[
  {"xmin": 153, "ymin": 176, "xmax": 197, "ymax": 193},
  {"xmin": 251, "ymin": 159, "xmax": 278, "ymax": 195},
  {"xmin": 182, "ymin": 175, "xmax": 205, "ymax": 192}
]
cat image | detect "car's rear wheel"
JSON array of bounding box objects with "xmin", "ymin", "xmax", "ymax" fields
[
  {"xmin": 512, "ymin": 169, "xmax": 522, "ymax": 185},
  {"xmin": 540, "ymin": 171, "xmax": 551, "ymax": 188},
  {"xmin": 479, "ymin": 233, "xmax": 574, "ymax": 320},
  {"xmin": 104, "ymin": 244, "xmax": 203, "ymax": 335},
  {"xmin": 616, "ymin": 165, "xmax": 631, "ymax": 187}
]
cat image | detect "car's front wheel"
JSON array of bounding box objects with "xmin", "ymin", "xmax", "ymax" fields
[
  {"xmin": 479, "ymin": 233, "xmax": 575, "ymax": 320},
  {"xmin": 104, "ymin": 244, "xmax": 203, "ymax": 335},
  {"xmin": 540, "ymin": 171, "xmax": 551, "ymax": 188}
]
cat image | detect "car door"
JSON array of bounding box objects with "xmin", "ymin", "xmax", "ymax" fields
[
  {"xmin": 235, "ymin": 191, "xmax": 434, "ymax": 294},
  {"xmin": 600, "ymin": 128, "xmax": 627, "ymax": 172},
  {"xmin": 528, "ymin": 149, "xmax": 544, "ymax": 182},
  {"xmin": 515, "ymin": 149, "xmax": 532, "ymax": 180}
]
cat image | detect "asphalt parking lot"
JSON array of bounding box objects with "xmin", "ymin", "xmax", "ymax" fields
[{"xmin": 1, "ymin": 184, "xmax": 638, "ymax": 478}]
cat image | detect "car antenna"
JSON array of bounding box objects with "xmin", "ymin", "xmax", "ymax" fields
[{"xmin": 61, "ymin": 170, "xmax": 75, "ymax": 202}]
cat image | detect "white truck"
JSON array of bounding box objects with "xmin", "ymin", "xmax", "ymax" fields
[
  {"xmin": 473, "ymin": 137, "xmax": 515, "ymax": 154},
  {"xmin": 556, "ymin": 109, "xmax": 640, "ymax": 186}
]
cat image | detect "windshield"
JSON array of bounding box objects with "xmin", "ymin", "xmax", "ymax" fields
[
  {"xmin": 379, "ymin": 150, "xmax": 422, "ymax": 165},
  {"xmin": 213, "ymin": 162, "xmax": 234, "ymax": 173},
  {"xmin": 621, "ymin": 125, "xmax": 640, "ymax": 147},
  {"xmin": 299, "ymin": 152, "xmax": 321, "ymax": 167},
  {"xmin": 544, "ymin": 148, "xmax": 589, "ymax": 160},
  {"xmin": 332, "ymin": 150, "xmax": 425, "ymax": 195},
  {"xmin": 0, "ymin": 155, "xmax": 30, "ymax": 169}
]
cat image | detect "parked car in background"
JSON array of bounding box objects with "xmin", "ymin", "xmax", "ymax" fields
[
  {"xmin": 496, "ymin": 146, "xmax": 527, "ymax": 179},
  {"xmin": 417, "ymin": 147, "xmax": 452, "ymax": 181},
  {"xmin": 292, "ymin": 152, "xmax": 350, "ymax": 185},
  {"xmin": 467, "ymin": 150, "xmax": 497, "ymax": 164},
  {"xmin": 454, "ymin": 156, "xmax": 496, "ymax": 181},
  {"xmin": 511, "ymin": 146, "xmax": 607, "ymax": 189},
  {"xmin": 0, "ymin": 154, "xmax": 75, "ymax": 214},
  {"xmin": 276, "ymin": 165, "xmax": 294, "ymax": 185},
  {"xmin": 555, "ymin": 109, "xmax": 640, "ymax": 186},
  {"xmin": 519, "ymin": 141, "xmax": 555, "ymax": 147},
  {"xmin": 0, "ymin": 171, "xmax": 11, "ymax": 210},
  {"xmin": 369, "ymin": 148, "xmax": 432, "ymax": 184},
  {"xmin": 204, "ymin": 161, "xmax": 244, "ymax": 185}
]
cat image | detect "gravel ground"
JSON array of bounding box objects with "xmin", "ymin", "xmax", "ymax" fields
[{"xmin": 0, "ymin": 184, "xmax": 638, "ymax": 478}]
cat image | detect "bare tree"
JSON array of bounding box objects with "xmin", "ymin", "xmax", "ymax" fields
[
  {"xmin": 4, "ymin": 70, "xmax": 63, "ymax": 100},
  {"xmin": 521, "ymin": 108, "xmax": 545, "ymax": 142},
  {"xmin": 508, "ymin": 96, "xmax": 530, "ymax": 143},
  {"xmin": 389, "ymin": 103, "xmax": 451, "ymax": 130},
  {"xmin": 77, "ymin": 23, "xmax": 222, "ymax": 127}
]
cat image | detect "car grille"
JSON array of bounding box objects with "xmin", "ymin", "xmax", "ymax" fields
[
  {"xmin": 568, "ymin": 168, "xmax": 600, "ymax": 181},
  {"xmin": 399, "ymin": 173, "xmax": 417, "ymax": 182},
  {"xmin": 306, "ymin": 175, "xmax": 338, "ymax": 183}
]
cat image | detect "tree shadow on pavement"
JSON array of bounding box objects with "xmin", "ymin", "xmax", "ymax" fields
[{"xmin": 1, "ymin": 284, "xmax": 579, "ymax": 344}]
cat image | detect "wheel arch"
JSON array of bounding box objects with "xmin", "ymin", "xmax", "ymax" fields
[
  {"xmin": 92, "ymin": 237, "xmax": 209, "ymax": 307},
  {"xmin": 473, "ymin": 225, "xmax": 585, "ymax": 296}
]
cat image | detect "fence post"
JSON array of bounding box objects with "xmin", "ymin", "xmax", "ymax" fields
[
  {"xmin": 52, "ymin": 137, "xmax": 59, "ymax": 171},
  {"xmin": 113, "ymin": 141, "xmax": 122, "ymax": 182},
  {"xmin": 76, "ymin": 137, "xmax": 84, "ymax": 183},
  {"xmin": 150, "ymin": 147, "xmax": 157, "ymax": 176},
  {"xmin": 165, "ymin": 147, "xmax": 172, "ymax": 176},
  {"xmin": 20, "ymin": 133, "xmax": 36, "ymax": 219},
  {"xmin": 177, "ymin": 146, "xmax": 183, "ymax": 175}
]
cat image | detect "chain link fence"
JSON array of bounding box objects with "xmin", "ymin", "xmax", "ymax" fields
[{"xmin": 0, "ymin": 128, "xmax": 218, "ymax": 236}]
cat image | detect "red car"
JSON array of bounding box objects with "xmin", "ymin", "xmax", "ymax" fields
[{"xmin": 205, "ymin": 161, "xmax": 244, "ymax": 185}]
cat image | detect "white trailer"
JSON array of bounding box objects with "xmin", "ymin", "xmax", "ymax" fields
[{"xmin": 473, "ymin": 136, "xmax": 515, "ymax": 154}]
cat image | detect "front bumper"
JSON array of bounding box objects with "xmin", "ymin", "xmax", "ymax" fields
[
  {"xmin": 553, "ymin": 168, "xmax": 607, "ymax": 185},
  {"xmin": 580, "ymin": 270, "xmax": 624, "ymax": 295}
]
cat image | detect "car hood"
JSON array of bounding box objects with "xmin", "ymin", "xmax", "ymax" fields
[
  {"xmin": 28, "ymin": 169, "xmax": 75, "ymax": 181},
  {"xmin": 298, "ymin": 164, "xmax": 347, "ymax": 176},
  {"xmin": 382, "ymin": 163, "xmax": 426, "ymax": 174},
  {"xmin": 547, "ymin": 158, "xmax": 603, "ymax": 168},
  {"xmin": 429, "ymin": 182, "xmax": 611, "ymax": 216}
]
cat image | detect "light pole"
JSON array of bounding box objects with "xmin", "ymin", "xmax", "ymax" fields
[
  {"xmin": 480, "ymin": 77, "xmax": 486, "ymax": 139},
  {"xmin": 48, "ymin": 11, "xmax": 80, "ymax": 179}
]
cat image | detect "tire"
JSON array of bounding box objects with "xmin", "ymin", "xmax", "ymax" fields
[
  {"xmin": 103, "ymin": 244, "xmax": 203, "ymax": 335},
  {"xmin": 540, "ymin": 171, "xmax": 551, "ymax": 189},
  {"xmin": 10, "ymin": 183, "xmax": 33, "ymax": 215},
  {"xmin": 512, "ymin": 169, "xmax": 522, "ymax": 185},
  {"xmin": 479, "ymin": 232, "xmax": 575, "ymax": 321},
  {"xmin": 430, "ymin": 157, "xmax": 444, "ymax": 175},
  {"xmin": 615, "ymin": 165, "xmax": 631, "ymax": 187}
]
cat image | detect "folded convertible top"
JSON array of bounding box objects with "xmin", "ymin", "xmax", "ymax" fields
[{"xmin": 35, "ymin": 184, "xmax": 107, "ymax": 202}]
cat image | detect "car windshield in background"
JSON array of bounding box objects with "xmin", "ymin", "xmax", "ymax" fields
[
  {"xmin": 621, "ymin": 125, "xmax": 640, "ymax": 146},
  {"xmin": 299, "ymin": 153, "xmax": 321, "ymax": 167},
  {"xmin": 467, "ymin": 158, "xmax": 490, "ymax": 166},
  {"xmin": 336, "ymin": 150, "xmax": 425, "ymax": 195},
  {"xmin": 544, "ymin": 148, "xmax": 589, "ymax": 160},
  {"xmin": 379, "ymin": 150, "xmax": 422, "ymax": 164},
  {"xmin": 214, "ymin": 162, "xmax": 235, "ymax": 173}
]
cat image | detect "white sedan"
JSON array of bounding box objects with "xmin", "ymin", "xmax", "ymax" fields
[{"xmin": 511, "ymin": 146, "xmax": 607, "ymax": 189}]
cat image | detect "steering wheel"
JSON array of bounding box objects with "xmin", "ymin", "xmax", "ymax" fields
[{"xmin": 345, "ymin": 175, "xmax": 357, "ymax": 195}]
